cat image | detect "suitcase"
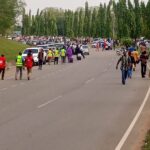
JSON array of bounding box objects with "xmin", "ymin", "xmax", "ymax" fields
[
  {"xmin": 69, "ymin": 57, "xmax": 73, "ymax": 63},
  {"xmin": 77, "ymin": 54, "xmax": 82, "ymax": 60},
  {"xmin": 77, "ymin": 56, "xmax": 81, "ymax": 60}
]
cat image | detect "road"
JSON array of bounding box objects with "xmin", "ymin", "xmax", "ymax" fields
[{"xmin": 0, "ymin": 50, "xmax": 149, "ymax": 150}]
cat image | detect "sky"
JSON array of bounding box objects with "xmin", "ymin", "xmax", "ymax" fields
[
  {"xmin": 25, "ymin": 0, "xmax": 110, "ymax": 14},
  {"xmin": 25, "ymin": 0, "xmax": 148, "ymax": 14}
]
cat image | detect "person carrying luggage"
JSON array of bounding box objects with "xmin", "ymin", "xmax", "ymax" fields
[
  {"xmin": 75, "ymin": 45, "xmax": 85, "ymax": 60},
  {"xmin": 67, "ymin": 46, "xmax": 73, "ymax": 63}
]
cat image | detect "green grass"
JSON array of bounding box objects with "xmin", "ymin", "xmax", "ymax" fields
[
  {"xmin": 0, "ymin": 37, "xmax": 28, "ymax": 62},
  {"xmin": 142, "ymin": 130, "xmax": 150, "ymax": 150}
]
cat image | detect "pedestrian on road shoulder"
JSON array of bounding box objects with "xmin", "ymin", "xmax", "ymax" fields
[
  {"xmin": 140, "ymin": 51, "xmax": 149, "ymax": 78},
  {"xmin": 25, "ymin": 51, "xmax": 34, "ymax": 80},
  {"xmin": 38, "ymin": 49, "xmax": 44, "ymax": 70},
  {"xmin": 15, "ymin": 52, "xmax": 24, "ymax": 80},
  {"xmin": 0, "ymin": 54, "xmax": 6, "ymax": 80}
]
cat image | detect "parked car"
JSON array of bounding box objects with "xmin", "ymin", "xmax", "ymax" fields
[
  {"xmin": 37, "ymin": 44, "xmax": 49, "ymax": 51},
  {"xmin": 55, "ymin": 43, "xmax": 64, "ymax": 49},
  {"xmin": 22, "ymin": 47, "xmax": 47, "ymax": 65},
  {"xmin": 91, "ymin": 42, "xmax": 98, "ymax": 48},
  {"xmin": 81, "ymin": 45, "xmax": 90, "ymax": 55}
]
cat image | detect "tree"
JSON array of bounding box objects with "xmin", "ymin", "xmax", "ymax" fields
[
  {"xmin": 90, "ymin": 8, "xmax": 97, "ymax": 37},
  {"xmin": 0, "ymin": 0, "xmax": 25, "ymax": 35}
]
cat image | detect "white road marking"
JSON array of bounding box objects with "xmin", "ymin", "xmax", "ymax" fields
[
  {"xmin": 38, "ymin": 96, "xmax": 63, "ymax": 109},
  {"xmin": 11, "ymin": 84, "xmax": 17, "ymax": 88},
  {"xmin": 115, "ymin": 86, "xmax": 150, "ymax": 150},
  {"xmin": 0, "ymin": 88, "xmax": 7, "ymax": 91},
  {"xmin": 20, "ymin": 82, "xmax": 25, "ymax": 85},
  {"xmin": 85, "ymin": 78, "xmax": 95, "ymax": 84}
]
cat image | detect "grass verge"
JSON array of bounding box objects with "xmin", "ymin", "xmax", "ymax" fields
[
  {"xmin": 0, "ymin": 37, "xmax": 28, "ymax": 62},
  {"xmin": 142, "ymin": 130, "xmax": 150, "ymax": 150}
]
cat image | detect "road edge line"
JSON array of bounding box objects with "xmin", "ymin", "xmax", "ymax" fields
[{"xmin": 115, "ymin": 86, "xmax": 150, "ymax": 150}]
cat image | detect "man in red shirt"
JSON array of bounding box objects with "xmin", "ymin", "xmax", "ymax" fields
[
  {"xmin": 25, "ymin": 51, "xmax": 34, "ymax": 80},
  {"xmin": 0, "ymin": 54, "xmax": 6, "ymax": 80}
]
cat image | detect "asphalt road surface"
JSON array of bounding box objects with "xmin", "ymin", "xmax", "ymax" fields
[{"xmin": 0, "ymin": 50, "xmax": 149, "ymax": 150}]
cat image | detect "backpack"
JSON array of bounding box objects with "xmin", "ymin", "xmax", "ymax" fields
[{"xmin": 25, "ymin": 56, "xmax": 33, "ymax": 68}]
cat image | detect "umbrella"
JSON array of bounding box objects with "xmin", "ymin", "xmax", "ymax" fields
[{"xmin": 128, "ymin": 47, "xmax": 135, "ymax": 52}]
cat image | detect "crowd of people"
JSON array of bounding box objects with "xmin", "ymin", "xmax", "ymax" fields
[
  {"xmin": 0, "ymin": 39, "xmax": 150, "ymax": 83},
  {"xmin": 116, "ymin": 42, "xmax": 150, "ymax": 85},
  {"xmin": 0, "ymin": 44, "xmax": 86, "ymax": 80}
]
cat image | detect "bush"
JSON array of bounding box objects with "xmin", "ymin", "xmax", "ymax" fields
[
  {"xmin": 121, "ymin": 38, "xmax": 132, "ymax": 48},
  {"xmin": 142, "ymin": 130, "xmax": 150, "ymax": 150}
]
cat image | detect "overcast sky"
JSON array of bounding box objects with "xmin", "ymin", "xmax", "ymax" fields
[
  {"xmin": 25, "ymin": 0, "xmax": 148, "ymax": 14},
  {"xmin": 25, "ymin": 0, "xmax": 110, "ymax": 14}
]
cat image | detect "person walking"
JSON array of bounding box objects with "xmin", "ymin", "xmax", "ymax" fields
[
  {"xmin": 131, "ymin": 49, "xmax": 139, "ymax": 71},
  {"xmin": 60, "ymin": 47, "xmax": 66, "ymax": 64},
  {"xmin": 47, "ymin": 49, "xmax": 53, "ymax": 65},
  {"xmin": 25, "ymin": 51, "xmax": 34, "ymax": 80},
  {"xmin": 116, "ymin": 51, "xmax": 129, "ymax": 85},
  {"xmin": 0, "ymin": 54, "xmax": 6, "ymax": 80},
  {"xmin": 140, "ymin": 51, "xmax": 149, "ymax": 78},
  {"xmin": 67, "ymin": 46, "xmax": 73, "ymax": 63},
  {"xmin": 75, "ymin": 45, "xmax": 85, "ymax": 60},
  {"xmin": 96, "ymin": 42, "xmax": 100, "ymax": 52},
  {"xmin": 15, "ymin": 52, "xmax": 24, "ymax": 80},
  {"xmin": 38, "ymin": 49, "xmax": 44, "ymax": 70},
  {"xmin": 128, "ymin": 51, "xmax": 134, "ymax": 78},
  {"xmin": 54, "ymin": 48, "xmax": 60, "ymax": 65}
]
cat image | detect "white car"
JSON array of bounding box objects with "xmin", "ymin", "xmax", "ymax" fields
[
  {"xmin": 22, "ymin": 47, "xmax": 47, "ymax": 65},
  {"xmin": 81, "ymin": 45, "xmax": 90, "ymax": 55},
  {"xmin": 91, "ymin": 42, "xmax": 99, "ymax": 48}
]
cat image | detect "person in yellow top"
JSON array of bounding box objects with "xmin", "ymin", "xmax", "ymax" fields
[
  {"xmin": 15, "ymin": 52, "xmax": 24, "ymax": 80},
  {"xmin": 60, "ymin": 48, "xmax": 66, "ymax": 63},
  {"xmin": 47, "ymin": 49, "xmax": 53, "ymax": 65},
  {"xmin": 54, "ymin": 49, "xmax": 60, "ymax": 65},
  {"xmin": 131, "ymin": 49, "xmax": 139, "ymax": 71}
]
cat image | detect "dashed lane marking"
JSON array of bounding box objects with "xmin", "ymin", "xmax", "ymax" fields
[
  {"xmin": 37, "ymin": 96, "xmax": 63, "ymax": 109},
  {"xmin": 85, "ymin": 78, "xmax": 95, "ymax": 84},
  {"xmin": 0, "ymin": 88, "xmax": 7, "ymax": 91},
  {"xmin": 11, "ymin": 84, "xmax": 17, "ymax": 88}
]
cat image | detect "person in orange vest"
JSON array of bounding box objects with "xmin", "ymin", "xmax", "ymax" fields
[
  {"xmin": 131, "ymin": 49, "xmax": 139, "ymax": 71},
  {"xmin": 0, "ymin": 54, "xmax": 6, "ymax": 80}
]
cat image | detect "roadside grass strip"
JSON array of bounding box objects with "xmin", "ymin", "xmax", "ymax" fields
[
  {"xmin": 142, "ymin": 130, "xmax": 150, "ymax": 150},
  {"xmin": 0, "ymin": 38, "xmax": 28, "ymax": 62}
]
